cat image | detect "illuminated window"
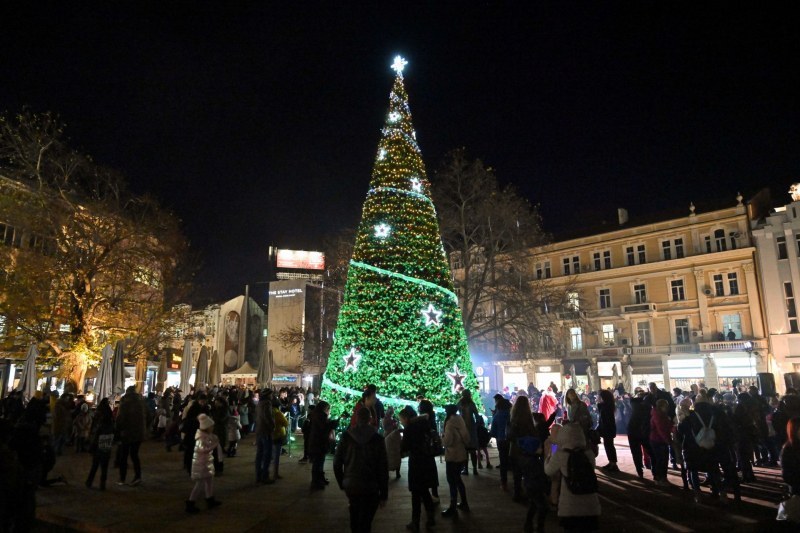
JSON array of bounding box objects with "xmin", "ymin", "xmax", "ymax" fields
[
  {"xmin": 602, "ymin": 323, "xmax": 615, "ymax": 346},
  {"xmin": 637, "ymin": 322, "xmax": 651, "ymax": 346},
  {"xmin": 570, "ymin": 327, "xmax": 583, "ymax": 351},
  {"xmin": 675, "ymin": 319, "xmax": 690, "ymax": 344}
]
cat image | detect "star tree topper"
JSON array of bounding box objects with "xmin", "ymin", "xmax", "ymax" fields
[
  {"xmin": 446, "ymin": 363, "xmax": 466, "ymax": 393},
  {"xmin": 391, "ymin": 55, "xmax": 408, "ymax": 75},
  {"xmin": 421, "ymin": 303, "xmax": 442, "ymax": 327},
  {"xmin": 343, "ymin": 346, "xmax": 362, "ymax": 372},
  {"xmin": 410, "ymin": 177, "xmax": 422, "ymax": 192}
]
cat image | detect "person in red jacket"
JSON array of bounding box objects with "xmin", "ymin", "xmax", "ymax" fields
[{"xmin": 649, "ymin": 399, "xmax": 674, "ymax": 486}]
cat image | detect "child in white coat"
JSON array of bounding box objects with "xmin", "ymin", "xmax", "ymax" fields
[{"xmin": 186, "ymin": 414, "xmax": 224, "ymax": 513}]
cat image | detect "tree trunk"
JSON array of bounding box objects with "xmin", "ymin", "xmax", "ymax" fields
[{"xmin": 61, "ymin": 351, "xmax": 88, "ymax": 393}]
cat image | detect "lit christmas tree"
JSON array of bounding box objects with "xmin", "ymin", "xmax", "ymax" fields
[{"xmin": 322, "ymin": 56, "xmax": 476, "ymax": 416}]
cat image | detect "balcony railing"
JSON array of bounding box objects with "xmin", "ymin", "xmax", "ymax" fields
[
  {"xmin": 620, "ymin": 302, "xmax": 657, "ymax": 314},
  {"xmin": 698, "ymin": 340, "xmax": 767, "ymax": 352}
]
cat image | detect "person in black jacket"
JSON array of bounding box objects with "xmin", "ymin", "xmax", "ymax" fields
[
  {"xmin": 399, "ymin": 405, "xmax": 438, "ymax": 532},
  {"xmin": 627, "ymin": 389, "xmax": 652, "ymax": 478},
  {"xmin": 182, "ymin": 393, "xmax": 210, "ymax": 473},
  {"xmin": 86, "ymin": 398, "xmax": 115, "ymax": 490},
  {"xmin": 597, "ymin": 389, "xmax": 619, "ymax": 472},
  {"xmin": 334, "ymin": 406, "xmax": 389, "ymax": 533},
  {"xmin": 308, "ymin": 400, "xmax": 339, "ymax": 490}
]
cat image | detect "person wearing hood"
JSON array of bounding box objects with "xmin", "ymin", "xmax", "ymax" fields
[
  {"xmin": 185, "ymin": 414, "xmax": 223, "ymax": 513},
  {"xmin": 544, "ymin": 421, "xmax": 601, "ymax": 531},
  {"xmin": 399, "ymin": 405, "xmax": 438, "ymax": 532},
  {"xmin": 334, "ymin": 406, "xmax": 388, "ymax": 533},
  {"xmin": 441, "ymin": 404, "xmax": 470, "ymax": 517}
]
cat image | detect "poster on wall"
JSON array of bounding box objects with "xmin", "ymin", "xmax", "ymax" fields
[
  {"xmin": 223, "ymin": 310, "xmax": 240, "ymax": 373},
  {"xmin": 245, "ymin": 299, "xmax": 265, "ymax": 369}
]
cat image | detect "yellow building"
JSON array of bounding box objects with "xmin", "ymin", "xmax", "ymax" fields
[{"xmin": 516, "ymin": 195, "xmax": 769, "ymax": 394}]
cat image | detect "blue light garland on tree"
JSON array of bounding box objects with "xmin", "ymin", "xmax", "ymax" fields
[{"xmin": 321, "ymin": 56, "xmax": 476, "ymax": 417}]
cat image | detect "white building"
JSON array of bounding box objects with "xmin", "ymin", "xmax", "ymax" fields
[{"xmin": 751, "ymin": 184, "xmax": 800, "ymax": 390}]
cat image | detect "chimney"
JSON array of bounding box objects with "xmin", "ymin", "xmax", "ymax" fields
[{"xmin": 618, "ymin": 208, "xmax": 629, "ymax": 226}]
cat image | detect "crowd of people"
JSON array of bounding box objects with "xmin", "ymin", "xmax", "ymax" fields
[{"xmin": 2, "ymin": 376, "xmax": 800, "ymax": 531}]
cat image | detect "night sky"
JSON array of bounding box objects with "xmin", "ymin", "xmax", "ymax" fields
[{"xmin": 2, "ymin": 3, "xmax": 799, "ymax": 303}]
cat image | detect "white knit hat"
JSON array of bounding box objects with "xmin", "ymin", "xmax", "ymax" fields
[{"xmin": 198, "ymin": 413, "xmax": 214, "ymax": 430}]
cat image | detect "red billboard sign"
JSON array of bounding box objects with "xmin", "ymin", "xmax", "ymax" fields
[{"xmin": 275, "ymin": 249, "xmax": 325, "ymax": 270}]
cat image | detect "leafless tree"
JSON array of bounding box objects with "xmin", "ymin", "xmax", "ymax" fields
[{"xmin": 432, "ymin": 148, "xmax": 585, "ymax": 361}]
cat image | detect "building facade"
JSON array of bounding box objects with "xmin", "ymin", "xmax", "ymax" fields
[
  {"xmin": 487, "ymin": 195, "xmax": 771, "ymax": 394},
  {"xmin": 751, "ymin": 185, "xmax": 800, "ymax": 390}
]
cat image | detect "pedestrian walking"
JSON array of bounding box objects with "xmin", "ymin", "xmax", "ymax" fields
[
  {"xmin": 544, "ymin": 422, "xmax": 601, "ymax": 532},
  {"xmin": 185, "ymin": 414, "xmax": 223, "ymax": 513},
  {"xmin": 441, "ymin": 404, "xmax": 469, "ymax": 518},
  {"xmin": 255, "ymin": 389, "xmax": 275, "ymax": 484},
  {"xmin": 115, "ymin": 386, "xmax": 146, "ymax": 486},
  {"xmin": 308, "ymin": 400, "xmax": 338, "ymax": 490},
  {"xmin": 489, "ymin": 395, "xmax": 511, "ymax": 491},
  {"xmin": 597, "ymin": 389, "xmax": 619, "ymax": 472},
  {"xmin": 85, "ymin": 398, "xmax": 114, "ymax": 490},
  {"xmin": 399, "ymin": 405, "xmax": 438, "ymax": 532},
  {"xmin": 333, "ymin": 406, "xmax": 389, "ymax": 533}
]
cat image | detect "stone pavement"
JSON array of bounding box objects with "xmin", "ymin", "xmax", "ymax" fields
[{"xmin": 34, "ymin": 434, "xmax": 788, "ymax": 532}]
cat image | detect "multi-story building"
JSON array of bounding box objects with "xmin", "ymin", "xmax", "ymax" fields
[
  {"xmin": 491, "ymin": 194, "xmax": 770, "ymax": 394},
  {"xmin": 751, "ymin": 184, "xmax": 800, "ymax": 390}
]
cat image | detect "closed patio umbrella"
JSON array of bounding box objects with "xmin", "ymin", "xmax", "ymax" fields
[
  {"xmin": 134, "ymin": 355, "xmax": 148, "ymax": 394},
  {"xmin": 612, "ymin": 363, "xmax": 620, "ymax": 389},
  {"xmin": 179, "ymin": 339, "xmax": 193, "ymax": 396},
  {"xmin": 111, "ymin": 340, "xmax": 126, "ymax": 396},
  {"xmin": 155, "ymin": 354, "xmax": 168, "ymax": 393},
  {"xmin": 194, "ymin": 346, "xmax": 209, "ymax": 391},
  {"xmin": 16, "ymin": 344, "xmax": 39, "ymax": 401},
  {"xmin": 257, "ymin": 349, "xmax": 273, "ymax": 388},
  {"xmin": 208, "ymin": 349, "xmax": 221, "ymax": 388},
  {"xmin": 95, "ymin": 344, "xmax": 114, "ymax": 402},
  {"xmin": 622, "ymin": 362, "xmax": 634, "ymax": 394}
]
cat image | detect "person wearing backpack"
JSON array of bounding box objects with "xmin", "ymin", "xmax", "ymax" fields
[
  {"xmin": 399, "ymin": 405, "xmax": 438, "ymax": 532},
  {"xmin": 544, "ymin": 421, "xmax": 600, "ymax": 532},
  {"xmin": 334, "ymin": 406, "xmax": 389, "ymax": 533},
  {"xmin": 441, "ymin": 404, "xmax": 470, "ymax": 518},
  {"xmin": 678, "ymin": 400, "xmax": 722, "ymax": 502}
]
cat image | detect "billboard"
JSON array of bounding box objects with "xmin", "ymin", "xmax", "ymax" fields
[{"xmin": 275, "ymin": 249, "xmax": 325, "ymax": 270}]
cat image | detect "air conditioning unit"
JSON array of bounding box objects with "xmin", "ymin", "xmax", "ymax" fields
[
  {"xmin": 703, "ymin": 287, "xmax": 713, "ymax": 296},
  {"xmin": 620, "ymin": 337, "xmax": 632, "ymax": 346},
  {"xmin": 691, "ymin": 330, "xmax": 702, "ymax": 338},
  {"xmin": 623, "ymin": 347, "xmax": 632, "ymax": 355},
  {"xmin": 731, "ymin": 231, "xmax": 742, "ymax": 239}
]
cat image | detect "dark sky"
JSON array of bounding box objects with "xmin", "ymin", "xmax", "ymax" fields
[{"xmin": 2, "ymin": 3, "xmax": 799, "ymax": 303}]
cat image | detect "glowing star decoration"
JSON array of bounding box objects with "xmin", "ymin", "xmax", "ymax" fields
[
  {"xmin": 388, "ymin": 112, "xmax": 400, "ymax": 123},
  {"xmin": 343, "ymin": 347, "xmax": 362, "ymax": 373},
  {"xmin": 446, "ymin": 364, "xmax": 466, "ymax": 393},
  {"xmin": 374, "ymin": 223, "xmax": 391, "ymax": 239},
  {"xmin": 410, "ymin": 177, "xmax": 422, "ymax": 192},
  {"xmin": 378, "ymin": 148, "xmax": 387, "ymax": 160},
  {"xmin": 421, "ymin": 303, "xmax": 443, "ymax": 327},
  {"xmin": 391, "ymin": 55, "xmax": 408, "ymax": 75}
]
